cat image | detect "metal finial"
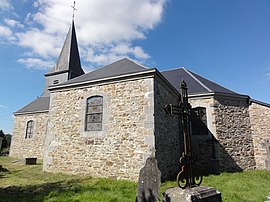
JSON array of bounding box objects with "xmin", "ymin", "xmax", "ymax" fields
[{"xmin": 71, "ymin": 1, "xmax": 77, "ymax": 21}]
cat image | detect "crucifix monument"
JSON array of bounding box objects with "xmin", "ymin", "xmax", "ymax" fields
[
  {"xmin": 164, "ymin": 80, "xmax": 203, "ymax": 188},
  {"xmin": 163, "ymin": 80, "xmax": 221, "ymax": 201}
]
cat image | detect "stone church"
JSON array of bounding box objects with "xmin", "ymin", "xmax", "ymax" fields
[{"xmin": 10, "ymin": 21, "xmax": 270, "ymax": 181}]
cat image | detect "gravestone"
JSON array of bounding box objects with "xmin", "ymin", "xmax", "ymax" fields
[{"xmin": 136, "ymin": 156, "xmax": 161, "ymax": 202}]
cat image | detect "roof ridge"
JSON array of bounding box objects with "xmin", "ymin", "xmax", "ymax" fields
[
  {"xmin": 87, "ymin": 58, "xmax": 149, "ymax": 74},
  {"xmin": 122, "ymin": 57, "xmax": 151, "ymax": 69},
  {"xmin": 183, "ymin": 68, "xmax": 212, "ymax": 92},
  {"xmin": 161, "ymin": 67, "xmax": 186, "ymax": 72}
]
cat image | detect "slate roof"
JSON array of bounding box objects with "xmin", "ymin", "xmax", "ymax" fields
[
  {"xmin": 161, "ymin": 68, "xmax": 238, "ymax": 95},
  {"xmin": 53, "ymin": 58, "xmax": 153, "ymax": 87},
  {"xmin": 15, "ymin": 59, "xmax": 245, "ymax": 115},
  {"xmin": 15, "ymin": 95, "xmax": 50, "ymax": 114},
  {"xmin": 45, "ymin": 21, "xmax": 84, "ymax": 77}
]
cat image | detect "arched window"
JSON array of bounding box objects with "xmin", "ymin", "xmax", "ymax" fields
[
  {"xmin": 25, "ymin": 120, "xmax": 34, "ymax": 139},
  {"xmin": 191, "ymin": 107, "xmax": 208, "ymax": 135},
  {"xmin": 85, "ymin": 96, "xmax": 103, "ymax": 131}
]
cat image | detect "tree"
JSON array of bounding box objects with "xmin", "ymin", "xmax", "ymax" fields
[
  {"xmin": 2, "ymin": 134, "xmax": 11, "ymax": 149},
  {"xmin": 0, "ymin": 130, "xmax": 4, "ymax": 152},
  {"xmin": 0, "ymin": 130, "xmax": 4, "ymax": 138},
  {"xmin": 0, "ymin": 130, "xmax": 11, "ymax": 153}
]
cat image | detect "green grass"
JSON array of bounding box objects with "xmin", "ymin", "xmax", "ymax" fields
[
  {"xmin": 0, "ymin": 157, "xmax": 136, "ymax": 202},
  {"xmin": 1, "ymin": 156, "xmax": 270, "ymax": 201}
]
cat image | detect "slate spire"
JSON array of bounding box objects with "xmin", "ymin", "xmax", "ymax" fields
[
  {"xmin": 44, "ymin": 20, "xmax": 84, "ymax": 90},
  {"xmin": 56, "ymin": 20, "xmax": 84, "ymax": 77},
  {"xmin": 48, "ymin": 21, "xmax": 84, "ymax": 76}
]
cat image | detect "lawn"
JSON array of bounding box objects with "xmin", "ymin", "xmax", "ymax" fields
[{"xmin": 1, "ymin": 156, "xmax": 270, "ymax": 201}]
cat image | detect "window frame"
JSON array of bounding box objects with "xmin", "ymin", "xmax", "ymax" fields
[
  {"xmin": 190, "ymin": 107, "xmax": 208, "ymax": 136},
  {"xmin": 85, "ymin": 96, "xmax": 103, "ymax": 131},
  {"xmin": 25, "ymin": 120, "xmax": 34, "ymax": 139}
]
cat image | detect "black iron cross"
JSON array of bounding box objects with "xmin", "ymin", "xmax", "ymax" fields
[
  {"xmin": 164, "ymin": 80, "xmax": 202, "ymax": 189},
  {"xmin": 71, "ymin": 1, "xmax": 77, "ymax": 20}
]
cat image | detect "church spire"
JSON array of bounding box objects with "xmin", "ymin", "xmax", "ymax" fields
[
  {"xmin": 51, "ymin": 0, "xmax": 83, "ymax": 78},
  {"xmin": 54, "ymin": 20, "xmax": 84, "ymax": 77},
  {"xmin": 44, "ymin": 8, "xmax": 84, "ymax": 89}
]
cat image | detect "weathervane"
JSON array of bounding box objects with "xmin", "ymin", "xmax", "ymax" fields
[
  {"xmin": 164, "ymin": 80, "xmax": 203, "ymax": 189},
  {"xmin": 71, "ymin": 1, "xmax": 77, "ymax": 21}
]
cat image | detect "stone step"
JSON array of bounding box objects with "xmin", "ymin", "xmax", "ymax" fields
[{"xmin": 265, "ymin": 192, "xmax": 270, "ymax": 202}]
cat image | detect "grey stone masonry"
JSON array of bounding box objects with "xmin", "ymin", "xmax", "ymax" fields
[
  {"xmin": 249, "ymin": 102, "xmax": 270, "ymax": 170},
  {"xmin": 10, "ymin": 112, "xmax": 48, "ymax": 159},
  {"xmin": 213, "ymin": 95, "xmax": 256, "ymax": 171},
  {"xmin": 154, "ymin": 77, "xmax": 180, "ymax": 180},
  {"xmin": 43, "ymin": 78, "xmax": 155, "ymax": 181}
]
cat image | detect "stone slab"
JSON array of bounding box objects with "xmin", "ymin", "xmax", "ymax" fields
[
  {"xmin": 162, "ymin": 186, "xmax": 222, "ymax": 202},
  {"xmin": 136, "ymin": 156, "xmax": 161, "ymax": 202},
  {"xmin": 25, "ymin": 158, "xmax": 37, "ymax": 165}
]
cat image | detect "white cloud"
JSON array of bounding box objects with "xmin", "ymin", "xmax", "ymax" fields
[
  {"xmin": 16, "ymin": 29, "xmax": 61, "ymax": 58},
  {"xmin": 0, "ymin": 0, "xmax": 13, "ymax": 11},
  {"xmin": 110, "ymin": 43, "xmax": 149, "ymax": 59},
  {"xmin": 17, "ymin": 58, "xmax": 54, "ymax": 70},
  {"xmin": 0, "ymin": 25, "xmax": 16, "ymax": 42},
  {"xmin": 0, "ymin": 25, "xmax": 12, "ymax": 37},
  {"xmin": 0, "ymin": 105, "xmax": 6, "ymax": 108},
  {"xmin": 4, "ymin": 19, "xmax": 24, "ymax": 28},
  {"xmin": 76, "ymin": 0, "xmax": 165, "ymax": 45},
  {"xmin": 1, "ymin": 0, "xmax": 166, "ymax": 70}
]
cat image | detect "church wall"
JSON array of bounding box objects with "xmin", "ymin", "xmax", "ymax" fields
[
  {"xmin": 249, "ymin": 102, "xmax": 270, "ymax": 169},
  {"xmin": 189, "ymin": 96, "xmax": 218, "ymax": 174},
  {"xmin": 154, "ymin": 78, "xmax": 180, "ymax": 180},
  {"xmin": 43, "ymin": 78, "xmax": 155, "ymax": 181},
  {"xmin": 10, "ymin": 113, "xmax": 48, "ymax": 159},
  {"xmin": 213, "ymin": 95, "xmax": 256, "ymax": 171}
]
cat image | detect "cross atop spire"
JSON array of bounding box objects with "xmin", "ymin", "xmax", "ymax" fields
[
  {"xmin": 44, "ymin": 14, "xmax": 84, "ymax": 90},
  {"xmin": 71, "ymin": 1, "xmax": 77, "ymax": 21}
]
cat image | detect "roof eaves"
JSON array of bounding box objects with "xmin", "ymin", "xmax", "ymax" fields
[
  {"xmin": 249, "ymin": 99, "xmax": 270, "ymax": 107},
  {"xmin": 14, "ymin": 110, "xmax": 49, "ymax": 115},
  {"xmin": 45, "ymin": 69, "xmax": 69, "ymax": 77},
  {"xmin": 189, "ymin": 92, "xmax": 249, "ymax": 99},
  {"xmin": 48, "ymin": 68, "xmax": 157, "ymax": 91}
]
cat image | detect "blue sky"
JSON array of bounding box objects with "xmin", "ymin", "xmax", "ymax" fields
[{"xmin": 1, "ymin": 0, "xmax": 270, "ymax": 134}]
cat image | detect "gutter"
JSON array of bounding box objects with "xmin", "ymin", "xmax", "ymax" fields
[{"xmin": 14, "ymin": 110, "xmax": 49, "ymax": 116}]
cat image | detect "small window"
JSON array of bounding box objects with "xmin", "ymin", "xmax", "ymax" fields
[
  {"xmin": 191, "ymin": 107, "xmax": 208, "ymax": 135},
  {"xmin": 25, "ymin": 120, "xmax": 34, "ymax": 139},
  {"xmin": 53, "ymin": 80, "xmax": 59, "ymax": 84},
  {"xmin": 85, "ymin": 96, "xmax": 103, "ymax": 131}
]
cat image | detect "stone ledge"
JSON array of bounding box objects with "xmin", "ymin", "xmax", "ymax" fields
[{"xmin": 163, "ymin": 186, "xmax": 222, "ymax": 202}]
